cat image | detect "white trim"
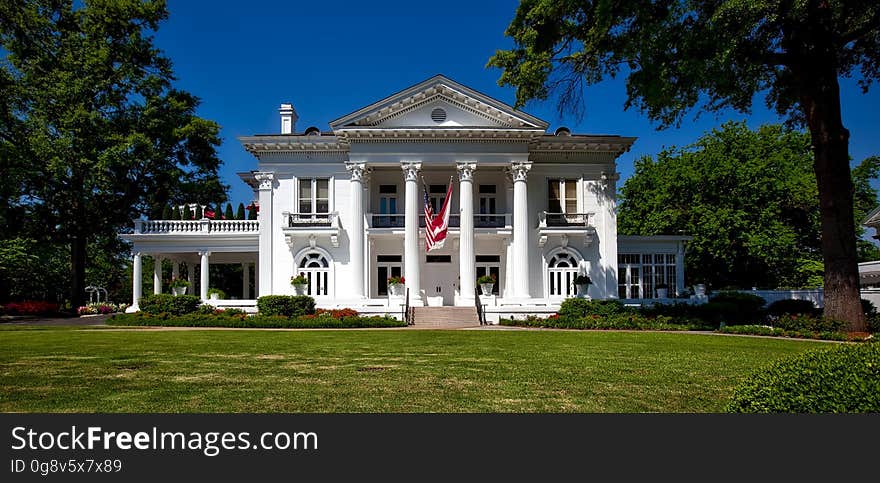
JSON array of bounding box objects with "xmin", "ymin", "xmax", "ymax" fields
[{"xmin": 292, "ymin": 245, "xmax": 334, "ymax": 298}]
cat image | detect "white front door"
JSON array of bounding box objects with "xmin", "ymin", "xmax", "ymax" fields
[{"xmin": 424, "ymin": 254, "xmax": 455, "ymax": 305}]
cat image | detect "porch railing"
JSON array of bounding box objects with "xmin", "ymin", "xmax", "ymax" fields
[
  {"xmin": 538, "ymin": 211, "xmax": 596, "ymax": 228},
  {"xmin": 368, "ymin": 213, "xmax": 510, "ymax": 229},
  {"xmin": 135, "ymin": 219, "xmax": 260, "ymax": 234}
]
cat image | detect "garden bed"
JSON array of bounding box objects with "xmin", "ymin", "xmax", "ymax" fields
[{"xmin": 108, "ymin": 312, "xmax": 405, "ymax": 329}]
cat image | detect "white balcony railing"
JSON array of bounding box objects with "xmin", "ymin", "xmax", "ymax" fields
[
  {"xmin": 538, "ymin": 211, "xmax": 596, "ymax": 228},
  {"xmin": 134, "ymin": 219, "xmax": 260, "ymax": 234},
  {"xmin": 366, "ymin": 213, "xmax": 511, "ymax": 229},
  {"xmin": 284, "ymin": 212, "xmax": 339, "ymax": 228}
]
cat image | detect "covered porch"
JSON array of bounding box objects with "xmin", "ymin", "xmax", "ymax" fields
[{"xmin": 120, "ymin": 220, "xmax": 259, "ymax": 312}]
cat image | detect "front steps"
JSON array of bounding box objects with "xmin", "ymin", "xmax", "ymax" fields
[{"xmin": 410, "ymin": 307, "xmax": 481, "ymax": 329}]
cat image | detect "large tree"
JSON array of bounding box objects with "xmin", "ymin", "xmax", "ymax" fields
[
  {"xmin": 0, "ymin": 0, "xmax": 227, "ymax": 307},
  {"xmin": 619, "ymin": 121, "xmax": 879, "ymax": 289},
  {"xmin": 488, "ymin": 0, "xmax": 880, "ymax": 330}
]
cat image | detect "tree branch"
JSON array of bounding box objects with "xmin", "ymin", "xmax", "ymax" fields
[{"xmin": 840, "ymin": 11, "xmax": 880, "ymax": 45}]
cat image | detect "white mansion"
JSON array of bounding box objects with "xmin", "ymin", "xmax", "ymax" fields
[{"xmin": 121, "ymin": 75, "xmax": 689, "ymax": 320}]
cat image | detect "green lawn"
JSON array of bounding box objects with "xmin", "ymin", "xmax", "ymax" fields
[{"xmin": 0, "ymin": 327, "xmax": 829, "ymax": 412}]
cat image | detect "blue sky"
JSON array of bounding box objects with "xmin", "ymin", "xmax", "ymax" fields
[{"xmin": 154, "ymin": 0, "xmax": 880, "ymax": 206}]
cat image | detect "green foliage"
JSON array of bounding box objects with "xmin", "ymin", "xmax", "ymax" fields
[
  {"xmin": 168, "ymin": 278, "xmax": 189, "ymax": 289},
  {"xmin": 618, "ymin": 123, "xmax": 830, "ymax": 288},
  {"xmin": 716, "ymin": 325, "xmax": 852, "ymax": 341},
  {"xmin": 256, "ymin": 295, "xmax": 316, "ymax": 317},
  {"xmin": 109, "ymin": 312, "xmax": 404, "ymax": 329},
  {"xmin": 862, "ymin": 298, "xmax": 877, "ymax": 315},
  {"xmin": 727, "ymin": 344, "xmax": 880, "ymax": 413},
  {"xmin": 139, "ymin": 294, "xmax": 200, "ymax": 316},
  {"xmin": 193, "ymin": 205, "xmax": 203, "ymax": 220},
  {"xmin": 161, "ymin": 205, "xmax": 173, "ymax": 220},
  {"xmin": 558, "ymin": 298, "xmax": 629, "ymax": 318},
  {"xmin": 0, "ymin": 0, "xmax": 228, "ymax": 306},
  {"xmin": 170, "ymin": 205, "xmax": 180, "ymax": 220},
  {"xmin": 500, "ymin": 313, "xmax": 699, "ymax": 331},
  {"xmin": 247, "ymin": 204, "xmax": 258, "ymax": 220},
  {"xmin": 236, "ymin": 203, "xmax": 246, "ymax": 221},
  {"xmin": 477, "ymin": 275, "xmax": 496, "ymax": 284},
  {"xmin": 767, "ymin": 299, "xmax": 818, "ymax": 316},
  {"xmin": 770, "ymin": 313, "xmax": 845, "ymax": 332},
  {"xmin": 225, "ymin": 203, "xmax": 235, "ymax": 220}
]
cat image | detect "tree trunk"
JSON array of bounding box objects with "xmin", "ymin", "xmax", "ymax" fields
[
  {"xmin": 70, "ymin": 234, "xmax": 87, "ymax": 310},
  {"xmin": 799, "ymin": 73, "xmax": 866, "ymax": 332}
]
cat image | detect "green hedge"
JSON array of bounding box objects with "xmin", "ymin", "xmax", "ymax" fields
[
  {"xmin": 716, "ymin": 325, "xmax": 851, "ymax": 341},
  {"xmin": 558, "ymin": 298, "xmax": 630, "ymax": 318},
  {"xmin": 726, "ymin": 343, "xmax": 880, "ymax": 412},
  {"xmin": 766, "ymin": 299, "xmax": 818, "ymax": 316},
  {"xmin": 500, "ymin": 313, "xmax": 700, "ymax": 331},
  {"xmin": 109, "ymin": 312, "xmax": 404, "ymax": 328},
  {"xmin": 256, "ymin": 295, "xmax": 315, "ymax": 317},
  {"xmin": 139, "ymin": 294, "xmax": 201, "ymax": 316}
]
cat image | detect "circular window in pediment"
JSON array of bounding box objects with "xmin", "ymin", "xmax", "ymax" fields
[{"xmin": 431, "ymin": 107, "xmax": 447, "ymax": 123}]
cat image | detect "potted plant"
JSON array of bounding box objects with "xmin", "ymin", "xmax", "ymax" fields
[
  {"xmin": 573, "ymin": 274, "xmax": 592, "ymax": 298},
  {"xmin": 207, "ymin": 288, "xmax": 225, "ymax": 300},
  {"xmin": 387, "ymin": 276, "xmax": 405, "ymax": 296},
  {"xmin": 693, "ymin": 283, "xmax": 707, "ymax": 297},
  {"xmin": 291, "ymin": 274, "xmax": 309, "ymax": 295},
  {"xmin": 477, "ymin": 274, "xmax": 496, "ymax": 296},
  {"xmin": 656, "ymin": 283, "xmax": 669, "ymax": 299},
  {"xmin": 169, "ymin": 277, "xmax": 189, "ymax": 296}
]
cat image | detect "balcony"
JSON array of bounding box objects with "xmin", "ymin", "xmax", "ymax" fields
[
  {"xmin": 282, "ymin": 211, "xmax": 340, "ymax": 247},
  {"xmin": 134, "ymin": 219, "xmax": 260, "ymax": 234},
  {"xmin": 537, "ymin": 211, "xmax": 596, "ymax": 247},
  {"xmin": 538, "ymin": 212, "xmax": 596, "ymax": 228},
  {"xmin": 367, "ymin": 213, "xmax": 511, "ymax": 229}
]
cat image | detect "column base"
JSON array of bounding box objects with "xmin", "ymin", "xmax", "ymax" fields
[{"xmin": 125, "ymin": 305, "xmax": 139, "ymax": 313}]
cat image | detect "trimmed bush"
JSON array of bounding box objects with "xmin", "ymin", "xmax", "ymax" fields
[
  {"xmin": 108, "ymin": 312, "xmax": 404, "ymax": 328},
  {"xmin": 726, "ymin": 343, "xmax": 880, "ymax": 412},
  {"xmin": 139, "ymin": 294, "xmax": 200, "ymax": 316},
  {"xmin": 770, "ymin": 313, "xmax": 845, "ymax": 332},
  {"xmin": 558, "ymin": 298, "xmax": 629, "ymax": 318},
  {"xmin": 236, "ymin": 203, "xmax": 246, "ymax": 220},
  {"xmin": 767, "ymin": 299, "xmax": 817, "ymax": 316},
  {"xmin": 716, "ymin": 325, "xmax": 852, "ymax": 341},
  {"xmin": 500, "ymin": 313, "xmax": 700, "ymax": 331},
  {"xmin": 257, "ymin": 295, "xmax": 315, "ymax": 317}
]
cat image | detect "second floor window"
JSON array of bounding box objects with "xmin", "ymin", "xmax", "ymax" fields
[
  {"xmin": 548, "ymin": 179, "xmax": 578, "ymax": 214},
  {"xmin": 299, "ymin": 178, "xmax": 329, "ymax": 214}
]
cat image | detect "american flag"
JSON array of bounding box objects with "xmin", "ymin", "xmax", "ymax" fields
[{"xmin": 424, "ymin": 181, "xmax": 453, "ymax": 252}]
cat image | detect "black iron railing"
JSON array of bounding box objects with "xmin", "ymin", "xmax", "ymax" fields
[
  {"xmin": 475, "ymin": 285, "xmax": 486, "ymax": 325},
  {"xmin": 404, "ymin": 288, "xmax": 414, "ymax": 326}
]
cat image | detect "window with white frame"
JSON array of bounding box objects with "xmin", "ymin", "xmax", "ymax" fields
[
  {"xmin": 297, "ymin": 251, "xmax": 330, "ymax": 296},
  {"xmin": 618, "ymin": 253, "xmax": 677, "ymax": 299},
  {"xmin": 548, "ymin": 250, "xmax": 581, "ymax": 298},
  {"xmin": 298, "ymin": 178, "xmax": 329, "ymax": 214},
  {"xmin": 548, "ymin": 179, "xmax": 578, "ymax": 214}
]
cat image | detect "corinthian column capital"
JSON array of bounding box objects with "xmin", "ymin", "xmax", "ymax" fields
[
  {"xmin": 401, "ymin": 162, "xmax": 422, "ymax": 182},
  {"xmin": 456, "ymin": 162, "xmax": 477, "ymax": 182},
  {"xmin": 507, "ymin": 162, "xmax": 532, "ymax": 182}
]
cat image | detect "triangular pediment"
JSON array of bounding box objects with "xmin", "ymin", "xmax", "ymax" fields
[{"xmin": 329, "ymin": 75, "xmax": 548, "ymax": 131}]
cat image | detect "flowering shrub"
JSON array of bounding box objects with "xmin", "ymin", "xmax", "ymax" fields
[
  {"xmin": 316, "ymin": 308, "xmax": 359, "ymax": 319},
  {"xmin": 77, "ymin": 302, "xmax": 129, "ymax": 315},
  {"xmin": 6, "ymin": 301, "xmax": 60, "ymax": 316},
  {"xmin": 387, "ymin": 276, "xmax": 405, "ymax": 285}
]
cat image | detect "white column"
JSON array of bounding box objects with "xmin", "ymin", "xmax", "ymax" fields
[
  {"xmin": 199, "ymin": 251, "xmax": 210, "ymax": 300},
  {"xmin": 676, "ymin": 242, "xmax": 686, "ymax": 296},
  {"xmin": 510, "ymin": 162, "xmax": 532, "ymax": 298},
  {"xmin": 346, "ymin": 162, "xmax": 369, "ymax": 298},
  {"xmin": 254, "ymin": 262, "xmax": 260, "ymax": 297},
  {"xmin": 129, "ymin": 252, "xmax": 142, "ymax": 312},
  {"xmin": 242, "ymin": 262, "xmax": 251, "ymax": 299},
  {"xmin": 402, "ymin": 162, "xmax": 422, "ymax": 304},
  {"xmin": 503, "ymin": 237, "xmax": 513, "ymax": 298},
  {"xmin": 188, "ymin": 261, "xmax": 196, "ymax": 296},
  {"xmin": 153, "ymin": 254, "xmax": 163, "ymax": 294},
  {"xmin": 255, "ymin": 172, "xmax": 275, "ymax": 296},
  {"xmin": 457, "ymin": 162, "xmax": 476, "ymax": 304}
]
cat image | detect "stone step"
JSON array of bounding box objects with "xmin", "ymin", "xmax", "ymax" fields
[{"xmin": 410, "ymin": 307, "xmax": 481, "ymax": 328}]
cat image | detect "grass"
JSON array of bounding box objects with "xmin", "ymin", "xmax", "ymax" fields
[{"xmin": 0, "ymin": 327, "xmax": 829, "ymax": 413}]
